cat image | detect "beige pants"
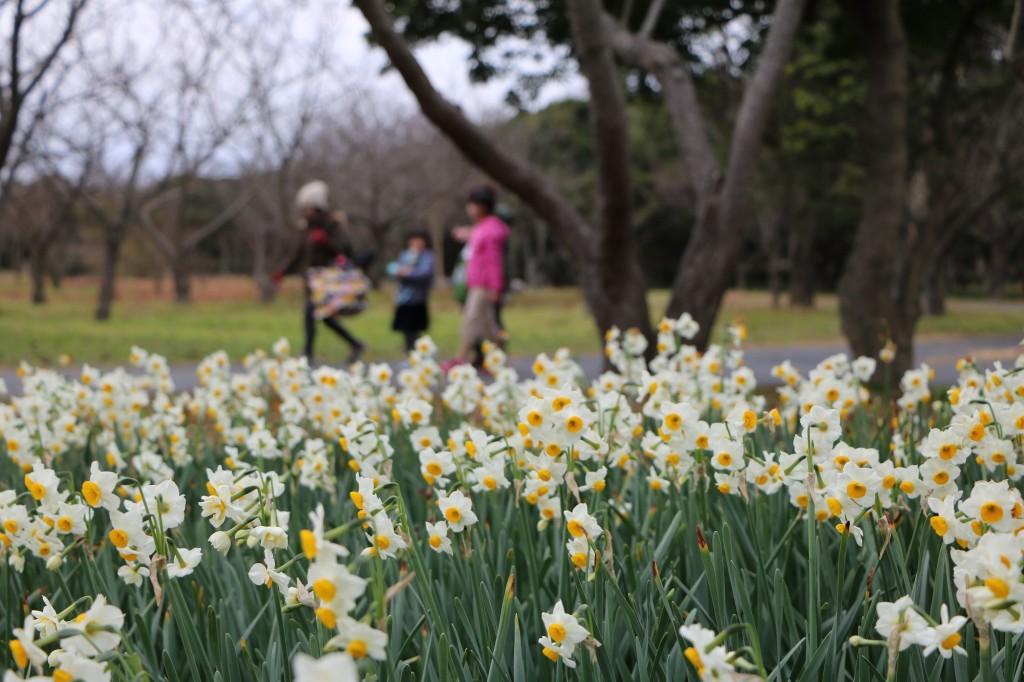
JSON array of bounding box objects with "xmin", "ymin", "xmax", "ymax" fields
[{"xmin": 461, "ymin": 287, "xmax": 500, "ymax": 347}]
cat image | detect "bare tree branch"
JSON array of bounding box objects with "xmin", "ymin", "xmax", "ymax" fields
[
  {"xmin": 639, "ymin": 0, "xmax": 666, "ymax": 40},
  {"xmin": 183, "ymin": 189, "xmax": 252, "ymax": 251},
  {"xmin": 719, "ymin": 0, "xmax": 809, "ymax": 233},
  {"xmin": 1008, "ymin": 0, "xmax": 1024, "ymax": 81},
  {"xmin": 601, "ymin": 13, "xmax": 721, "ymax": 201},
  {"xmin": 138, "ymin": 190, "xmax": 179, "ymax": 260}
]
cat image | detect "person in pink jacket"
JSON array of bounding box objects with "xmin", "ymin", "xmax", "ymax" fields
[{"xmin": 449, "ymin": 185, "xmax": 509, "ymax": 367}]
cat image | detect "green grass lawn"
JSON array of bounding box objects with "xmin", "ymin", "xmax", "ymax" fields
[{"xmin": 1, "ymin": 274, "xmax": 1021, "ymax": 366}]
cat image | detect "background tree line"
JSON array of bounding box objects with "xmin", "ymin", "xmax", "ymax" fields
[{"xmin": 1, "ymin": 0, "xmax": 1023, "ymax": 379}]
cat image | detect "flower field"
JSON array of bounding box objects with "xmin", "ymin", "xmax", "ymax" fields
[{"xmin": 1, "ymin": 317, "xmax": 1023, "ymax": 681}]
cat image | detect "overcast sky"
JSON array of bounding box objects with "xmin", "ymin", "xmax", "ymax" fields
[{"xmin": 2, "ymin": 0, "xmax": 587, "ymax": 181}]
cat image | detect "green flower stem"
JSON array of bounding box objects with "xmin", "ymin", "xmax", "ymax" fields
[
  {"xmin": 273, "ymin": 587, "xmax": 293, "ymax": 682},
  {"xmin": 979, "ymin": 621, "xmax": 992, "ymax": 682},
  {"xmin": 806, "ymin": 435, "xmax": 820, "ymax": 658}
]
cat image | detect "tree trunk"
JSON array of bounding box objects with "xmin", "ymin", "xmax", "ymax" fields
[
  {"xmin": 172, "ymin": 257, "xmax": 191, "ymax": 303},
  {"xmin": 788, "ymin": 231, "xmax": 816, "ymax": 308},
  {"xmin": 602, "ymin": 0, "xmax": 808, "ymax": 348},
  {"xmin": 567, "ymin": 0, "xmax": 653, "ymax": 352},
  {"xmin": 251, "ymin": 224, "xmax": 277, "ymax": 303},
  {"xmin": 924, "ymin": 256, "xmax": 947, "ymax": 315},
  {"xmin": 29, "ymin": 247, "xmax": 46, "ymax": 305},
  {"xmin": 95, "ymin": 237, "xmax": 121, "ymax": 321},
  {"xmin": 665, "ymin": 202, "xmax": 746, "ymax": 349},
  {"xmin": 988, "ymin": 207, "xmax": 1011, "ymax": 298},
  {"xmin": 989, "ymin": 244, "xmax": 1008, "ymax": 298},
  {"xmin": 837, "ymin": 0, "xmax": 911, "ymax": 380}
]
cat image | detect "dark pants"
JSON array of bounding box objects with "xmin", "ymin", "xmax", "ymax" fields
[
  {"xmin": 402, "ymin": 330, "xmax": 419, "ymax": 353},
  {"xmin": 304, "ymin": 301, "xmax": 361, "ymax": 360}
]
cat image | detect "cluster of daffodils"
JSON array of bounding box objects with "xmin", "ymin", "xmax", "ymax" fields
[
  {"xmin": 773, "ymin": 352, "xmax": 875, "ymax": 421},
  {"xmin": 0, "ymin": 460, "xmax": 199, "ymax": 586},
  {"xmin": 6, "ymin": 594, "xmax": 125, "ymax": 682},
  {"xmin": 3, "ymin": 313, "xmax": 1024, "ymax": 678}
]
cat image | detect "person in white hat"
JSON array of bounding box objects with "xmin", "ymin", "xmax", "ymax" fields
[{"xmin": 276, "ymin": 180, "xmax": 366, "ymax": 364}]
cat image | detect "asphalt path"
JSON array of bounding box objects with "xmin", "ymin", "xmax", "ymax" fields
[{"xmin": 2, "ymin": 334, "xmax": 1020, "ymax": 396}]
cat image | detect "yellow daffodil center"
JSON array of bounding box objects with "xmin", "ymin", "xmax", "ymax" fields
[
  {"xmin": 444, "ymin": 507, "xmax": 462, "ymax": 524},
  {"xmin": 300, "ymin": 529, "xmax": 317, "ymax": 558},
  {"xmin": 347, "ymin": 640, "xmax": 368, "ymax": 659},
  {"xmin": 109, "ymin": 529, "xmax": 129, "ymax": 548},
  {"xmin": 567, "ymin": 520, "xmax": 585, "ymax": 538},
  {"xmin": 82, "ymin": 481, "xmax": 102, "ymax": 506},
  {"xmin": 847, "ymin": 482, "xmax": 867, "ymax": 499},
  {"xmin": 429, "ymin": 536, "xmax": 442, "ymax": 549},
  {"xmin": 985, "ymin": 577, "xmax": 1010, "ymax": 599},
  {"xmin": 315, "ymin": 607, "xmax": 336, "ymax": 628},
  {"xmin": 547, "ymin": 623, "xmax": 567, "ymax": 643},
  {"xmin": 941, "ymin": 633, "xmax": 961, "ymax": 650},
  {"xmin": 9, "ymin": 640, "xmax": 27, "ymax": 669},
  {"xmin": 312, "ymin": 579, "xmax": 335, "ymax": 602},
  {"xmin": 981, "ymin": 503, "xmax": 1004, "ymax": 524},
  {"xmin": 684, "ymin": 647, "xmax": 704, "ymax": 673}
]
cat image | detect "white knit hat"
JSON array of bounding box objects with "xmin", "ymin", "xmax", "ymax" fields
[{"xmin": 295, "ymin": 180, "xmax": 329, "ymax": 211}]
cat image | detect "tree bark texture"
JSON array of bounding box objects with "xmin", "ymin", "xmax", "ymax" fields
[
  {"xmin": 95, "ymin": 237, "xmax": 121, "ymax": 321},
  {"xmin": 29, "ymin": 248, "xmax": 47, "ymax": 304},
  {"xmin": 837, "ymin": 0, "xmax": 911, "ymax": 377},
  {"xmin": 788, "ymin": 229, "xmax": 816, "ymax": 308}
]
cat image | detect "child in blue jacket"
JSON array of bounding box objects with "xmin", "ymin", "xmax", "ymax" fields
[{"xmin": 387, "ymin": 229, "xmax": 435, "ymax": 353}]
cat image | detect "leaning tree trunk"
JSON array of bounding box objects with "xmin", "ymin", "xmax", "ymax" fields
[
  {"xmin": 172, "ymin": 256, "xmax": 191, "ymax": 303},
  {"xmin": 251, "ymin": 224, "xmax": 277, "ymax": 303},
  {"xmin": 666, "ymin": 201, "xmax": 747, "ymax": 350},
  {"xmin": 28, "ymin": 247, "xmax": 47, "ymax": 305},
  {"xmin": 788, "ymin": 226, "xmax": 816, "ymax": 308},
  {"xmin": 95, "ymin": 237, "xmax": 121, "ymax": 321},
  {"xmin": 924, "ymin": 255, "xmax": 947, "ymax": 315},
  {"xmin": 838, "ymin": 0, "xmax": 911, "ymax": 380},
  {"xmin": 653, "ymin": 0, "xmax": 808, "ymax": 347}
]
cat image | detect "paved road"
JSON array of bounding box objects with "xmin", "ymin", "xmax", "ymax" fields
[{"xmin": 1, "ymin": 334, "xmax": 1021, "ymax": 395}]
